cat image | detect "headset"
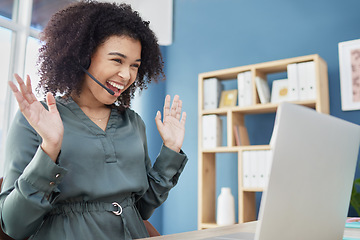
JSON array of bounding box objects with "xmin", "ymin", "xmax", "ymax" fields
[{"xmin": 78, "ymin": 62, "xmax": 115, "ymax": 95}]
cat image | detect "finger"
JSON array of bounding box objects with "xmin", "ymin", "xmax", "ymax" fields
[
  {"xmin": 8, "ymin": 81, "xmax": 29, "ymax": 111},
  {"xmin": 26, "ymin": 75, "xmax": 37, "ymax": 102},
  {"xmin": 13, "ymin": 73, "xmax": 25, "ymax": 91},
  {"xmin": 163, "ymin": 95, "xmax": 171, "ymax": 119},
  {"xmin": 180, "ymin": 112, "xmax": 187, "ymax": 126},
  {"xmin": 8, "ymin": 80, "xmax": 19, "ymax": 93},
  {"xmin": 15, "ymin": 74, "xmax": 34, "ymax": 103},
  {"xmin": 170, "ymin": 95, "xmax": 179, "ymax": 118},
  {"xmin": 154, "ymin": 110, "xmax": 163, "ymax": 130},
  {"xmin": 175, "ymin": 99, "xmax": 182, "ymax": 120},
  {"xmin": 14, "ymin": 73, "xmax": 27, "ymax": 94},
  {"xmin": 46, "ymin": 92, "xmax": 58, "ymax": 113},
  {"xmin": 26, "ymin": 75, "xmax": 32, "ymax": 92}
]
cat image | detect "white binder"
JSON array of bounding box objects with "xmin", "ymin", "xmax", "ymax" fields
[
  {"xmin": 202, "ymin": 115, "xmax": 222, "ymax": 149},
  {"xmin": 242, "ymin": 151, "xmax": 251, "ymax": 188},
  {"xmin": 306, "ymin": 61, "xmax": 317, "ymax": 100},
  {"xmin": 287, "ymin": 63, "xmax": 299, "ymax": 101},
  {"xmin": 257, "ymin": 150, "xmax": 266, "ymax": 188},
  {"xmin": 237, "ymin": 73, "xmax": 246, "ymax": 107},
  {"xmin": 244, "ymin": 71, "xmax": 253, "ymax": 106},
  {"xmin": 203, "ymin": 78, "xmax": 222, "ymax": 109},
  {"xmin": 298, "ymin": 62, "xmax": 309, "ymax": 100}
]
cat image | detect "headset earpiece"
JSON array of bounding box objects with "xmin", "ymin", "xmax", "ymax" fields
[{"xmin": 84, "ymin": 59, "xmax": 91, "ymax": 69}]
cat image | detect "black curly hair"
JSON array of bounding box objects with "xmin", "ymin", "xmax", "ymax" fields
[{"xmin": 38, "ymin": 0, "xmax": 164, "ymax": 111}]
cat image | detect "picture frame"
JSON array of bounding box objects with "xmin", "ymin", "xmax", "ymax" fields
[
  {"xmin": 339, "ymin": 39, "xmax": 360, "ymax": 111},
  {"xmin": 271, "ymin": 79, "xmax": 289, "ymax": 103},
  {"xmin": 219, "ymin": 89, "xmax": 238, "ymax": 108}
]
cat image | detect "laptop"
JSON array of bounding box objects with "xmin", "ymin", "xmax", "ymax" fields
[{"xmin": 207, "ymin": 102, "xmax": 360, "ymax": 240}]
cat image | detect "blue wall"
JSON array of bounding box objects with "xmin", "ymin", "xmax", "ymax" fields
[{"xmin": 138, "ymin": 0, "xmax": 360, "ymax": 235}]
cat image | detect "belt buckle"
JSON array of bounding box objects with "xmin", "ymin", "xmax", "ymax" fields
[{"xmin": 112, "ymin": 202, "xmax": 123, "ymax": 216}]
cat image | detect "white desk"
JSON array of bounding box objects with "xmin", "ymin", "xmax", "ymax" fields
[{"xmin": 140, "ymin": 221, "xmax": 360, "ymax": 240}]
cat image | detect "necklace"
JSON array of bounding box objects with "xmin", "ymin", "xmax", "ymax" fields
[
  {"xmin": 85, "ymin": 111, "xmax": 110, "ymax": 122},
  {"xmin": 79, "ymin": 106, "xmax": 110, "ymax": 122},
  {"xmin": 88, "ymin": 115, "xmax": 109, "ymax": 122}
]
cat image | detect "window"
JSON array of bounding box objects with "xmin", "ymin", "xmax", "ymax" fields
[
  {"xmin": 0, "ymin": 0, "xmax": 14, "ymax": 21},
  {"xmin": 25, "ymin": 36, "xmax": 43, "ymax": 100},
  {"xmin": 0, "ymin": 0, "xmax": 77, "ymax": 175},
  {"xmin": 0, "ymin": 28, "xmax": 12, "ymax": 168},
  {"xmin": 31, "ymin": 0, "xmax": 77, "ymax": 30}
]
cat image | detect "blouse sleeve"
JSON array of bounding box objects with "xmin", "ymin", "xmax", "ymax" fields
[
  {"xmin": 134, "ymin": 113, "xmax": 188, "ymax": 220},
  {"xmin": 0, "ymin": 111, "xmax": 67, "ymax": 239}
]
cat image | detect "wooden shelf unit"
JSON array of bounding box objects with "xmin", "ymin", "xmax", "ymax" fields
[{"xmin": 197, "ymin": 54, "xmax": 329, "ymax": 230}]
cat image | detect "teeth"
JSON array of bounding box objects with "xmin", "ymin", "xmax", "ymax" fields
[{"xmin": 107, "ymin": 81, "xmax": 124, "ymax": 90}]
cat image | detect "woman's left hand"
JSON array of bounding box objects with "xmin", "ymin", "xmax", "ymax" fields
[{"xmin": 155, "ymin": 95, "xmax": 186, "ymax": 153}]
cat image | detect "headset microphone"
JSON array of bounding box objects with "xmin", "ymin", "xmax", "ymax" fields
[{"xmin": 79, "ymin": 64, "xmax": 115, "ymax": 95}]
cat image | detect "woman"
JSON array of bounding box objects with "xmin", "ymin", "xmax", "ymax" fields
[{"xmin": 0, "ymin": 1, "xmax": 187, "ymax": 239}]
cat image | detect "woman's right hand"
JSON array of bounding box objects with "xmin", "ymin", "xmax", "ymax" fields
[{"xmin": 8, "ymin": 74, "xmax": 64, "ymax": 162}]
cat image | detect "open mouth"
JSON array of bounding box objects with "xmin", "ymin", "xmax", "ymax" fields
[{"xmin": 106, "ymin": 80, "xmax": 125, "ymax": 96}]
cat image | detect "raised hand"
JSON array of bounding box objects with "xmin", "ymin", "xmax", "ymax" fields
[
  {"xmin": 8, "ymin": 74, "xmax": 64, "ymax": 162},
  {"xmin": 155, "ymin": 95, "xmax": 186, "ymax": 153}
]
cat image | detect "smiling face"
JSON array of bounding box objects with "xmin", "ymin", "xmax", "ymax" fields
[{"xmin": 77, "ymin": 35, "xmax": 142, "ymax": 106}]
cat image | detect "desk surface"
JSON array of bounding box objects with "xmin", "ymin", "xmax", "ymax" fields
[{"xmin": 140, "ymin": 222, "xmax": 360, "ymax": 240}]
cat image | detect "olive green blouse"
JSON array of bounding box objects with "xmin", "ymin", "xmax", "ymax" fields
[{"xmin": 0, "ymin": 97, "xmax": 188, "ymax": 240}]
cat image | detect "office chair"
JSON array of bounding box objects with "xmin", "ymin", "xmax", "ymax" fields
[{"xmin": 0, "ymin": 177, "xmax": 160, "ymax": 239}]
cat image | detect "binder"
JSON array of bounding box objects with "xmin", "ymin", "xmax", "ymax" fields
[
  {"xmin": 203, "ymin": 78, "xmax": 222, "ymax": 109},
  {"xmin": 306, "ymin": 61, "xmax": 317, "ymax": 100},
  {"xmin": 202, "ymin": 115, "xmax": 222, "ymax": 149},
  {"xmin": 244, "ymin": 71, "xmax": 253, "ymax": 106},
  {"xmin": 249, "ymin": 151, "xmax": 258, "ymax": 188},
  {"xmin": 237, "ymin": 72, "xmax": 246, "ymax": 107},
  {"xmin": 287, "ymin": 63, "xmax": 299, "ymax": 101},
  {"xmin": 298, "ymin": 62, "xmax": 309, "ymax": 100},
  {"xmin": 258, "ymin": 150, "xmax": 266, "ymax": 188},
  {"xmin": 242, "ymin": 151, "xmax": 251, "ymax": 188},
  {"xmin": 265, "ymin": 149, "xmax": 272, "ymax": 187}
]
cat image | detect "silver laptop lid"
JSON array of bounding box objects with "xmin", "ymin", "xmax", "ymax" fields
[{"xmin": 256, "ymin": 103, "xmax": 360, "ymax": 240}]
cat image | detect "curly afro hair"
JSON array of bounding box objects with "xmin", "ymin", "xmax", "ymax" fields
[{"xmin": 38, "ymin": 0, "xmax": 164, "ymax": 111}]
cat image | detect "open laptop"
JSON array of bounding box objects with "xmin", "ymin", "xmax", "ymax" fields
[{"xmin": 207, "ymin": 102, "xmax": 360, "ymax": 240}]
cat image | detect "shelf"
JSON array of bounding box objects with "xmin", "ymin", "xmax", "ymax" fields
[
  {"xmin": 199, "ymin": 223, "xmax": 219, "ymax": 229},
  {"xmin": 201, "ymin": 145, "xmax": 271, "ymax": 153},
  {"xmin": 198, "ymin": 54, "xmax": 329, "ymax": 229},
  {"xmin": 201, "ymin": 146, "xmax": 240, "ymax": 153},
  {"xmin": 199, "ymin": 222, "xmax": 239, "ymax": 230},
  {"xmin": 198, "ymin": 54, "xmax": 322, "ymax": 81},
  {"xmin": 242, "ymin": 188, "xmax": 264, "ymax": 192},
  {"xmin": 201, "ymin": 100, "xmax": 316, "ymax": 116}
]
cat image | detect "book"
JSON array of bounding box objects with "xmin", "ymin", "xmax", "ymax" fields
[
  {"xmin": 233, "ymin": 125, "xmax": 241, "ymax": 146},
  {"xmin": 255, "ymin": 76, "xmax": 270, "ymax": 104},
  {"xmin": 345, "ymin": 222, "xmax": 360, "ymax": 229}
]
